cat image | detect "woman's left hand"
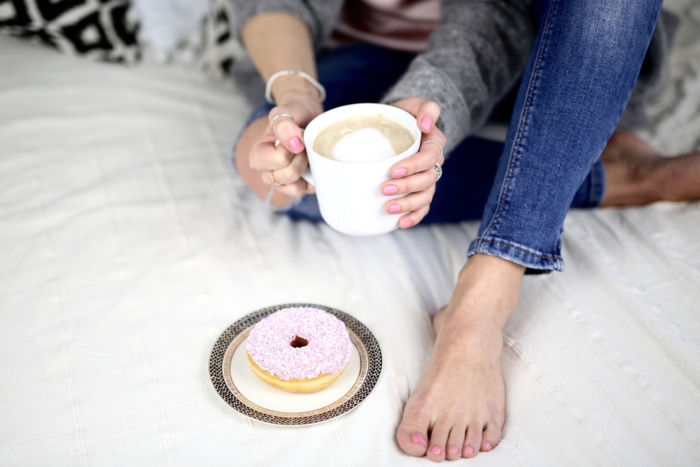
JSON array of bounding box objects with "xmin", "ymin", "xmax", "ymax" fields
[{"xmin": 386, "ymin": 97, "xmax": 446, "ymax": 228}]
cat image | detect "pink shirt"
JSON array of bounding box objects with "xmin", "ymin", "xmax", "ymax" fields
[{"xmin": 331, "ymin": 0, "xmax": 440, "ymax": 53}]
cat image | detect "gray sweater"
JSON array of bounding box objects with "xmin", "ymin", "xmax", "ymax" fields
[{"xmin": 230, "ymin": 0, "xmax": 676, "ymax": 152}]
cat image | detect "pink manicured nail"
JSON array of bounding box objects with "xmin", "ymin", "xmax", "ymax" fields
[
  {"xmin": 383, "ymin": 185, "xmax": 398, "ymax": 195},
  {"xmin": 393, "ymin": 167, "xmax": 407, "ymax": 177},
  {"xmin": 289, "ymin": 137, "xmax": 304, "ymax": 153},
  {"xmin": 464, "ymin": 446, "xmax": 475, "ymax": 455},
  {"xmin": 389, "ymin": 203, "xmax": 401, "ymax": 214},
  {"xmin": 402, "ymin": 219, "xmax": 414, "ymax": 228},
  {"xmin": 430, "ymin": 446, "xmax": 442, "ymax": 455},
  {"xmin": 420, "ymin": 116, "xmax": 433, "ymax": 132},
  {"xmin": 448, "ymin": 445, "xmax": 460, "ymax": 454},
  {"xmin": 410, "ymin": 433, "xmax": 427, "ymax": 447},
  {"xmin": 484, "ymin": 442, "xmax": 492, "ymax": 452}
]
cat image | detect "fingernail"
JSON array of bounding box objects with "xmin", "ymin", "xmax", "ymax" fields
[
  {"xmin": 403, "ymin": 219, "xmax": 414, "ymax": 228},
  {"xmin": 430, "ymin": 446, "xmax": 442, "ymax": 455},
  {"xmin": 289, "ymin": 137, "xmax": 304, "ymax": 153},
  {"xmin": 465, "ymin": 445, "xmax": 475, "ymax": 455},
  {"xmin": 485, "ymin": 442, "xmax": 492, "ymax": 452},
  {"xmin": 383, "ymin": 185, "xmax": 398, "ymax": 195},
  {"xmin": 448, "ymin": 445, "xmax": 460, "ymax": 454},
  {"xmin": 410, "ymin": 433, "xmax": 427, "ymax": 447},
  {"xmin": 393, "ymin": 168, "xmax": 407, "ymax": 177},
  {"xmin": 389, "ymin": 203, "xmax": 401, "ymax": 214},
  {"xmin": 420, "ymin": 116, "xmax": 433, "ymax": 132}
]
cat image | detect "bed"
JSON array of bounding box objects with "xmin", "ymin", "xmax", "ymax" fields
[{"xmin": 1, "ymin": 1, "xmax": 699, "ymax": 465}]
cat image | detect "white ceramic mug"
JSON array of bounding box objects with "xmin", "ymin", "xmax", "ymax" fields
[{"xmin": 301, "ymin": 103, "xmax": 421, "ymax": 236}]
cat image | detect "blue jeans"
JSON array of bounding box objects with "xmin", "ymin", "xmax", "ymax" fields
[{"xmin": 239, "ymin": 0, "xmax": 662, "ymax": 272}]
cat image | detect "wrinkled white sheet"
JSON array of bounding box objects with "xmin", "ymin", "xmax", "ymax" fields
[{"xmin": 1, "ymin": 2, "xmax": 699, "ymax": 465}]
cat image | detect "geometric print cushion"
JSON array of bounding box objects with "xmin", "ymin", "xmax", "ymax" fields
[{"xmin": 0, "ymin": 0, "xmax": 140, "ymax": 63}]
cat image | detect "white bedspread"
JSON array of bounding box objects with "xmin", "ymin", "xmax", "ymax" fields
[{"xmin": 1, "ymin": 2, "xmax": 699, "ymax": 465}]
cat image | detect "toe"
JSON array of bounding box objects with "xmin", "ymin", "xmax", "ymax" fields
[
  {"xmin": 480, "ymin": 421, "xmax": 503, "ymax": 452},
  {"xmin": 426, "ymin": 422, "xmax": 451, "ymax": 462},
  {"xmin": 396, "ymin": 417, "xmax": 429, "ymax": 457},
  {"xmin": 462, "ymin": 422, "xmax": 483, "ymax": 458},
  {"xmin": 445, "ymin": 424, "xmax": 467, "ymax": 461}
]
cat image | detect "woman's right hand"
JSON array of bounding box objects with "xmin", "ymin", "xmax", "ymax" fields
[{"xmin": 248, "ymin": 93, "xmax": 323, "ymax": 198}]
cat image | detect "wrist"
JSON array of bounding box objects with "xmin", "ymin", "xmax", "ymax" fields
[{"xmin": 271, "ymin": 75, "xmax": 322, "ymax": 106}]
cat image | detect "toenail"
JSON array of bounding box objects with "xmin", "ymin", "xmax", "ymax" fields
[
  {"xmin": 430, "ymin": 445, "xmax": 442, "ymax": 455},
  {"xmin": 485, "ymin": 442, "xmax": 492, "ymax": 451},
  {"xmin": 448, "ymin": 445, "xmax": 460, "ymax": 454},
  {"xmin": 464, "ymin": 445, "xmax": 475, "ymax": 455},
  {"xmin": 410, "ymin": 433, "xmax": 427, "ymax": 447}
]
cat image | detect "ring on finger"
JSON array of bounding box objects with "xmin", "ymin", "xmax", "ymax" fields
[
  {"xmin": 270, "ymin": 113, "xmax": 294, "ymax": 127},
  {"xmin": 269, "ymin": 171, "xmax": 285, "ymax": 187},
  {"xmin": 422, "ymin": 139, "xmax": 444, "ymax": 163},
  {"xmin": 434, "ymin": 163, "xmax": 443, "ymax": 182}
]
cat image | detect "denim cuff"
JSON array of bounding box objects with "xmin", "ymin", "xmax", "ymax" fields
[{"xmin": 467, "ymin": 236, "xmax": 565, "ymax": 273}]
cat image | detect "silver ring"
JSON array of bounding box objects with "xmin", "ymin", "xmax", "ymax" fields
[
  {"xmin": 269, "ymin": 171, "xmax": 285, "ymax": 187},
  {"xmin": 270, "ymin": 113, "xmax": 294, "ymax": 127},
  {"xmin": 422, "ymin": 139, "xmax": 444, "ymax": 163},
  {"xmin": 434, "ymin": 163, "xmax": 443, "ymax": 182}
]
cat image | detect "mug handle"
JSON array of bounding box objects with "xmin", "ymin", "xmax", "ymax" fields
[{"xmin": 275, "ymin": 138, "xmax": 315, "ymax": 186}]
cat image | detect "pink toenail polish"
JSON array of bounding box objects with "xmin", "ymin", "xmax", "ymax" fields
[
  {"xmin": 485, "ymin": 442, "xmax": 492, "ymax": 452},
  {"xmin": 448, "ymin": 445, "xmax": 460, "ymax": 454},
  {"xmin": 410, "ymin": 433, "xmax": 428, "ymax": 447},
  {"xmin": 464, "ymin": 446, "xmax": 475, "ymax": 455},
  {"xmin": 430, "ymin": 446, "xmax": 442, "ymax": 455}
]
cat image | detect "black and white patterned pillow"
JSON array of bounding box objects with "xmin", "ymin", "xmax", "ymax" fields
[{"xmin": 0, "ymin": 0, "xmax": 140, "ymax": 63}]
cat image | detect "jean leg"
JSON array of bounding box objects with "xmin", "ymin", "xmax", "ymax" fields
[{"xmin": 467, "ymin": 0, "xmax": 663, "ymax": 272}]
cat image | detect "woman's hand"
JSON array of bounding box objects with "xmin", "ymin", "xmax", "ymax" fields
[
  {"xmin": 248, "ymin": 90, "xmax": 323, "ymax": 199},
  {"xmin": 385, "ymin": 97, "xmax": 446, "ymax": 228}
]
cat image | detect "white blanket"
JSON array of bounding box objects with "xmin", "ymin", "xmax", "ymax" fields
[{"xmin": 1, "ymin": 2, "xmax": 699, "ymax": 464}]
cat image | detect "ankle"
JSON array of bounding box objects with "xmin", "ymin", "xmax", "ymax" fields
[{"xmin": 444, "ymin": 254, "xmax": 525, "ymax": 330}]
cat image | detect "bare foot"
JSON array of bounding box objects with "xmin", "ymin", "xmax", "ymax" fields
[
  {"xmin": 601, "ymin": 132, "xmax": 700, "ymax": 206},
  {"xmin": 396, "ymin": 255, "xmax": 525, "ymax": 462}
]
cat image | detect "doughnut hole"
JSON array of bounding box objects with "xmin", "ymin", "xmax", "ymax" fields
[{"xmin": 290, "ymin": 336, "xmax": 309, "ymax": 348}]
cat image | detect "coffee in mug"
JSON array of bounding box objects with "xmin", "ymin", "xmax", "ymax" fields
[
  {"xmin": 312, "ymin": 115, "xmax": 415, "ymax": 163},
  {"xmin": 301, "ymin": 103, "xmax": 421, "ymax": 236}
]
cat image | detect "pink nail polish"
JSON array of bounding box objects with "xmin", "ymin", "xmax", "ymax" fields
[
  {"xmin": 464, "ymin": 446, "xmax": 475, "ymax": 455},
  {"xmin": 485, "ymin": 442, "xmax": 492, "ymax": 452},
  {"xmin": 410, "ymin": 433, "xmax": 427, "ymax": 447},
  {"xmin": 420, "ymin": 116, "xmax": 433, "ymax": 132},
  {"xmin": 289, "ymin": 137, "xmax": 304, "ymax": 153},
  {"xmin": 393, "ymin": 167, "xmax": 407, "ymax": 177},
  {"xmin": 448, "ymin": 445, "xmax": 460, "ymax": 454},
  {"xmin": 403, "ymin": 219, "xmax": 414, "ymax": 228},
  {"xmin": 389, "ymin": 203, "xmax": 401, "ymax": 214},
  {"xmin": 383, "ymin": 185, "xmax": 398, "ymax": 195},
  {"xmin": 430, "ymin": 446, "xmax": 442, "ymax": 455}
]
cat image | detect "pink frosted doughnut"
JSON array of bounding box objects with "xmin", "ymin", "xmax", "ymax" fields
[{"xmin": 247, "ymin": 307, "xmax": 352, "ymax": 386}]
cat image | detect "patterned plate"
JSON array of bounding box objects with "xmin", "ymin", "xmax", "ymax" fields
[{"xmin": 209, "ymin": 303, "xmax": 382, "ymax": 426}]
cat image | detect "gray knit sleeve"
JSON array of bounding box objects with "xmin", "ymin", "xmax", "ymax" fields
[
  {"xmin": 228, "ymin": 0, "xmax": 344, "ymax": 50},
  {"xmin": 382, "ymin": 0, "xmax": 536, "ymax": 152}
]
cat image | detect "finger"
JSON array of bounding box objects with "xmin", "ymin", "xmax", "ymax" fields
[
  {"xmin": 269, "ymin": 108, "xmax": 305, "ymax": 154},
  {"xmin": 386, "ymin": 185, "xmax": 435, "ymax": 215},
  {"xmin": 270, "ymin": 151, "xmax": 308, "ymax": 185},
  {"xmin": 261, "ymin": 172, "xmax": 309, "ymax": 199},
  {"xmin": 390, "ymin": 97, "xmax": 441, "ymax": 133},
  {"xmin": 399, "ymin": 204, "xmax": 430, "ymax": 229},
  {"xmin": 382, "ymin": 168, "xmax": 436, "ymax": 196},
  {"xmin": 389, "ymin": 142, "xmax": 442, "ymax": 181},
  {"xmin": 415, "ymin": 100, "xmax": 441, "ymax": 133},
  {"xmin": 250, "ymin": 139, "xmax": 295, "ymax": 171}
]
